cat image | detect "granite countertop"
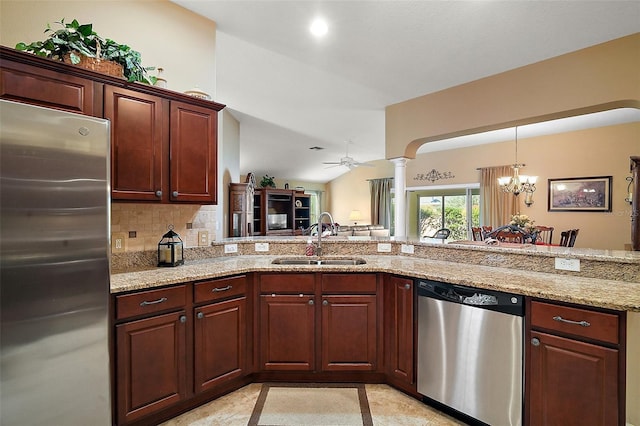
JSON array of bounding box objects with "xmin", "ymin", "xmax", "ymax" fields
[{"xmin": 110, "ymin": 255, "xmax": 640, "ymax": 312}]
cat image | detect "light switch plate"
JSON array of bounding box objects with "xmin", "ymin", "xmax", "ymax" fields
[
  {"xmin": 401, "ymin": 244, "xmax": 415, "ymax": 254},
  {"xmin": 555, "ymin": 257, "xmax": 580, "ymax": 272},
  {"xmin": 111, "ymin": 232, "xmax": 126, "ymax": 253},
  {"xmin": 198, "ymin": 231, "xmax": 209, "ymax": 246},
  {"xmin": 255, "ymin": 242, "xmax": 269, "ymax": 252},
  {"xmin": 377, "ymin": 243, "xmax": 392, "ymax": 253},
  {"xmin": 224, "ymin": 243, "xmax": 238, "ymax": 254}
]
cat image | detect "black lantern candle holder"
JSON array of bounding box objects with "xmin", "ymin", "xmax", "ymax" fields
[{"xmin": 157, "ymin": 225, "xmax": 184, "ymax": 267}]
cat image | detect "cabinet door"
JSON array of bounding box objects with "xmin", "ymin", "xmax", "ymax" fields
[
  {"xmin": 260, "ymin": 294, "xmax": 315, "ymax": 370},
  {"xmin": 194, "ymin": 297, "xmax": 246, "ymax": 393},
  {"xmin": 170, "ymin": 101, "xmax": 217, "ymax": 203},
  {"xmin": 1, "ymin": 59, "xmax": 95, "ymax": 115},
  {"xmin": 321, "ymin": 295, "xmax": 377, "ymax": 371},
  {"xmin": 529, "ymin": 330, "xmax": 619, "ymax": 426},
  {"xmin": 105, "ymin": 85, "xmax": 165, "ymax": 201},
  {"xmin": 385, "ymin": 276, "xmax": 414, "ymax": 384},
  {"xmin": 116, "ymin": 311, "xmax": 187, "ymax": 424}
]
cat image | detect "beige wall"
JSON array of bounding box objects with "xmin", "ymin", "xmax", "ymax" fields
[
  {"xmin": 386, "ymin": 33, "xmax": 640, "ymax": 159},
  {"xmin": 327, "ymin": 160, "xmax": 395, "ymax": 226},
  {"xmin": 404, "ymin": 122, "xmax": 638, "ymax": 249},
  {"xmin": 0, "ymin": 0, "xmax": 216, "ymax": 97},
  {"xmin": 219, "ymin": 110, "xmax": 241, "ymax": 240},
  {"xmin": 0, "ymin": 0, "xmax": 232, "ymax": 251}
]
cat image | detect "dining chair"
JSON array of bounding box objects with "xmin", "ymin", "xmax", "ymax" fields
[
  {"xmin": 559, "ymin": 229, "xmax": 579, "ymax": 247},
  {"xmin": 471, "ymin": 227, "xmax": 484, "ymax": 241},
  {"xmin": 535, "ymin": 226, "xmax": 554, "ymax": 245},
  {"xmin": 425, "ymin": 228, "xmax": 451, "ymax": 240},
  {"xmin": 494, "ymin": 230, "xmax": 524, "ymax": 243}
]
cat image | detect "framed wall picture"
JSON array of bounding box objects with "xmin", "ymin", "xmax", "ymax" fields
[{"xmin": 548, "ymin": 176, "xmax": 612, "ymax": 212}]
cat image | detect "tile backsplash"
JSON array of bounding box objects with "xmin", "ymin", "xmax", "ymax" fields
[{"xmin": 111, "ymin": 203, "xmax": 217, "ymax": 253}]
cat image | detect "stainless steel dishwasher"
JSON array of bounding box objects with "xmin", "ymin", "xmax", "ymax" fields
[{"xmin": 417, "ymin": 279, "xmax": 524, "ymax": 426}]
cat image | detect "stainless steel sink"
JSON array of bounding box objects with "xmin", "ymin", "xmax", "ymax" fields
[{"xmin": 271, "ymin": 257, "xmax": 366, "ymax": 266}]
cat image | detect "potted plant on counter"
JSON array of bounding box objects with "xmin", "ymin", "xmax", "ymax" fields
[{"xmin": 15, "ymin": 18, "xmax": 156, "ymax": 84}]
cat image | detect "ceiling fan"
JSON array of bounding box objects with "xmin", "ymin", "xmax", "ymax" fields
[{"xmin": 323, "ymin": 141, "xmax": 374, "ymax": 170}]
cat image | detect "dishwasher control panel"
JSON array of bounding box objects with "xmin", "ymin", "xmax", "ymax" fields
[{"xmin": 417, "ymin": 279, "xmax": 524, "ymax": 316}]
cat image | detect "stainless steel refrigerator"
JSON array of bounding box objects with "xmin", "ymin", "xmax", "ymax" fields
[{"xmin": 0, "ymin": 99, "xmax": 111, "ymax": 425}]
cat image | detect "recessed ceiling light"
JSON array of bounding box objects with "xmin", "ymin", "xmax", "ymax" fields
[{"xmin": 310, "ymin": 18, "xmax": 328, "ymax": 37}]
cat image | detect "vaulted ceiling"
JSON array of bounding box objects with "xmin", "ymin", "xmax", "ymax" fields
[{"xmin": 173, "ymin": 1, "xmax": 640, "ymax": 183}]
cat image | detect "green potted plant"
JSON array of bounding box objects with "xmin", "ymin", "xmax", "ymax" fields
[
  {"xmin": 15, "ymin": 18, "xmax": 156, "ymax": 84},
  {"xmin": 260, "ymin": 175, "xmax": 276, "ymax": 188}
]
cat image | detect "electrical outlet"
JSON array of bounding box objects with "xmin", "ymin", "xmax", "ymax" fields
[
  {"xmin": 401, "ymin": 244, "xmax": 415, "ymax": 254},
  {"xmin": 111, "ymin": 232, "xmax": 126, "ymax": 253},
  {"xmin": 224, "ymin": 243, "xmax": 238, "ymax": 254},
  {"xmin": 377, "ymin": 243, "xmax": 392, "ymax": 253},
  {"xmin": 555, "ymin": 257, "xmax": 580, "ymax": 272},
  {"xmin": 198, "ymin": 231, "xmax": 209, "ymax": 246},
  {"xmin": 255, "ymin": 242, "xmax": 269, "ymax": 252}
]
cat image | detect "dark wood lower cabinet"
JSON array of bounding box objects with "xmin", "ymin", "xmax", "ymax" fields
[
  {"xmin": 116, "ymin": 311, "xmax": 187, "ymax": 424},
  {"xmin": 384, "ymin": 275, "xmax": 415, "ymax": 388},
  {"xmin": 528, "ymin": 331, "xmax": 619, "ymax": 425},
  {"xmin": 194, "ymin": 297, "xmax": 247, "ymax": 392},
  {"xmin": 527, "ymin": 299, "xmax": 624, "ymax": 426},
  {"xmin": 259, "ymin": 294, "xmax": 316, "ymax": 370},
  {"xmin": 321, "ymin": 295, "xmax": 377, "ymax": 371}
]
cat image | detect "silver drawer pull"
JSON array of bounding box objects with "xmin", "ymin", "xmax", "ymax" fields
[
  {"xmin": 212, "ymin": 285, "xmax": 232, "ymax": 292},
  {"xmin": 140, "ymin": 297, "xmax": 168, "ymax": 306},
  {"xmin": 553, "ymin": 315, "xmax": 591, "ymax": 327}
]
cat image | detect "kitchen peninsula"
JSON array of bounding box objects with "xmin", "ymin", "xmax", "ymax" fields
[{"xmin": 111, "ymin": 237, "xmax": 639, "ymax": 426}]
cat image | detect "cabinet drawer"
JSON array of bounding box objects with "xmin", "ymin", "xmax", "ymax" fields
[
  {"xmin": 194, "ymin": 275, "xmax": 246, "ymax": 304},
  {"xmin": 530, "ymin": 301, "xmax": 619, "ymax": 345},
  {"xmin": 260, "ymin": 273, "xmax": 315, "ymax": 294},
  {"xmin": 322, "ymin": 273, "xmax": 377, "ymax": 294},
  {"xmin": 116, "ymin": 285, "xmax": 187, "ymax": 320}
]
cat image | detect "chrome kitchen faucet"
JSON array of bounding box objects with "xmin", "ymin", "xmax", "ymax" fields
[{"xmin": 316, "ymin": 211, "xmax": 336, "ymax": 257}]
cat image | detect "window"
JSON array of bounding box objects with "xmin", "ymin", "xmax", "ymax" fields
[
  {"xmin": 305, "ymin": 190, "xmax": 322, "ymax": 225},
  {"xmin": 416, "ymin": 187, "xmax": 479, "ymax": 240}
]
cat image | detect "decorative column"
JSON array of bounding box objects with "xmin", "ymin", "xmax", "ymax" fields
[
  {"xmin": 631, "ymin": 156, "xmax": 639, "ymax": 251},
  {"xmin": 391, "ymin": 157, "xmax": 408, "ymax": 238}
]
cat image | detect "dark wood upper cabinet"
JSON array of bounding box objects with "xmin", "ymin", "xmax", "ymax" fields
[
  {"xmin": 0, "ymin": 56, "xmax": 96, "ymax": 115},
  {"xmin": 105, "ymin": 86, "xmax": 166, "ymax": 201},
  {"xmin": 170, "ymin": 101, "xmax": 218, "ymax": 203},
  {"xmin": 0, "ymin": 46, "xmax": 225, "ymax": 205}
]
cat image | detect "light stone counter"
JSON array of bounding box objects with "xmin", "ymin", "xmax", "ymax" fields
[{"xmin": 111, "ymin": 254, "xmax": 640, "ymax": 312}]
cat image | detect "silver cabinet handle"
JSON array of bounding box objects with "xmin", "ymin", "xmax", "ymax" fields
[
  {"xmin": 179, "ymin": 315, "xmax": 187, "ymax": 323},
  {"xmin": 308, "ymin": 299, "xmax": 314, "ymax": 305},
  {"xmin": 172, "ymin": 191, "xmax": 179, "ymax": 197},
  {"xmin": 140, "ymin": 297, "xmax": 167, "ymax": 306},
  {"xmin": 212, "ymin": 285, "xmax": 232, "ymax": 293},
  {"xmin": 197, "ymin": 312, "xmax": 204, "ymax": 319},
  {"xmin": 553, "ymin": 315, "xmax": 591, "ymax": 327},
  {"xmin": 404, "ymin": 283, "xmax": 411, "ymax": 290},
  {"xmin": 531, "ymin": 337, "xmax": 540, "ymax": 346},
  {"xmin": 323, "ymin": 300, "xmax": 328, "ymax": 306},
  {"xmin": 155, "ymin": 190, "xmax": 162, "ymax": 197}
]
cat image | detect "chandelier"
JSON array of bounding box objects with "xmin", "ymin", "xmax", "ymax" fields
[{"xmin": 498, "ymin": 127, "xmax": 537, "ymax": 206}]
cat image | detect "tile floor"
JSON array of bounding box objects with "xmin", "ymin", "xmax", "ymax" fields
[{"xmin": 160, "ymin": 383, "xmax": 467, "ymax": 426}]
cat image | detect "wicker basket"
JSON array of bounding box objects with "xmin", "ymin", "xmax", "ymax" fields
[{"xmin": 63, "ymin": 51, "xmax": 124, "ymax": 78}]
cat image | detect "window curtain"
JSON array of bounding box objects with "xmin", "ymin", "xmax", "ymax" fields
[
  {"xmin": 479, "ymin": 166, "xmax": 518, "ymax": 228},
  {"xmin": 369, "ymin": 178, "xmax": 392, "ymax": 228}
]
